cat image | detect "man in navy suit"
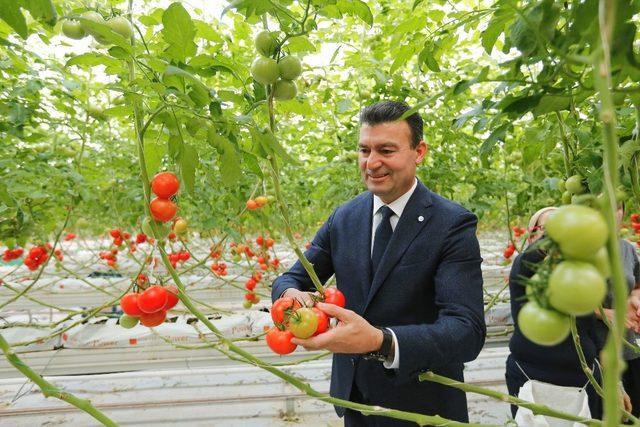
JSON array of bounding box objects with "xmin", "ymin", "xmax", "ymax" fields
[{"xmin": 271, "ymin": 101, "xmax": 485, "ymax": 425}]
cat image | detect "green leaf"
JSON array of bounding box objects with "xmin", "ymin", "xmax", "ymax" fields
[
  {"xmin": 286, "ymin": 36, "xmax": 316, "ymax": 53},
  {"xmin": 103, "ymin": 105, "xmax": 133, "ymax": 117},
  {"xmin": 390, "ymin": 45, "xmax": 415, "ymax": 74},
  {"xmin": 480, "ymin": 123, "xmax": 510, "ymax": 167},
  {"xmin": 533, "ymin": 95, "xmax": 572, "ymax": 116},
  {"xmin": 168, "ymin": 134, "xmax": 182, "ymax": 160},
  {"xmin": 249, "ymin": 126, "xmax": 296, "ymax": 163},
  {"xmin": 620, "ymin": 139, "xmax": 640, "ymax": 169},
  {"xmin": 65, "ymin": 53, "xmax": 120, "ymax": 69},
  {"xmin": 208, "ymin": 129, "xmax": 242, "ymax": 187},
  {"xmin": 162, "ymin": 2, "xmax": 197, "ymax": 62},
  {"xmin": 179, "ymin": 144, "xmax": 198, "ymax": 194},
  {"xmin": 77, "ymin": 18, "xmax": 132, "ymax": 53},
  {"xmin": 337, "ymin": 0, "xmax": 373, "ymax": 27},
  {"xmin": 22, "ymin": 0, "xmax": 57, "ymax": 26},
  {"xmin": 481, "ymin": 9, "xmax": 512, "ymax": 54},
  {"xmin": 144, "ymin": 141, "xmax": 166, "ymax": 177},
  {"xmin": 0, "ymin": 0, "xmax": 28, "ymax": 38},
  {"xmin": 395, "ymin": 16, "xmax": 425, "ymax": 35}
]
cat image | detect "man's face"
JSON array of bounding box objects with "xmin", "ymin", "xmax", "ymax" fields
[{"xmin": 358, "ymin": 121, "xmax": 427, "ymax": 204}]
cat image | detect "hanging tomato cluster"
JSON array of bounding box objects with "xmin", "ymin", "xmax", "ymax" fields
[
  {"xmin": 520, "ymin": 205, "xmax": 608, "ymax": 346},
  {"xmin": 3, "ymin": 248, "xmax": 23, "ymax": 262},
  {"xmin": 24, "ymin": 245, "xmax": 49, "ymax": 270},
  {"xmin": 168, "ymin": 250, "xmax": 190, "ymax": 268},
  {"xmin": 119, "ymin": 284, "xmax": 179, "ymax": 328},
  {"xmin": 243, "ymin": 271, "xmax": 263, "ymax": 308},
  {"xmin": 149, "ymin": 172, "xmax": 179, "ymax": 223},
  {"xmin": 246, "ymin": 196, "xmax": 269, "ymax": 211},
  {"xmin": 265, "ymin": 288, "xmax": 345, "ymax": 355}
]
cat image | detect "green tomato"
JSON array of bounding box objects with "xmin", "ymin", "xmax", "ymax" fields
[
  {"xmin": 547, "ymin": 260, "xmax": 606, "ymax": 315},
  {"xmin": 561, "ymin": 190, "xmax": 572, "ymax": 204},
  {"xmin": 590, "ymin": 246, "xmax": 611, "ymax": 278},
  {"xmin": 87, "ymin": 104, "xmax": 106, "ymax": 120},
  {"xmin": 557, "ymin": 179, "xmax": 566, "ymax": 192},
  {"xmin": 80, "ymin": 11, "xmax": 106, "ymax": 42},
  {"xmin": 565, "ymin": 174, "xmax": 586, "ymax": 195},
  {"xmin": 119, "ymin": 314, "xmax": 139, "ymax": 329},
  {"xmin": 243, "ymin": 300, "xmax": 252, "ymax": 309},
  {"xmin": 107, "ymin": 16, "xmax": 132, "ymax": 39},
  {"xmin": 518, "ymin": 301, "xmax": 571, "ymax": 346},
  {"xmin": 254, "ymin": 31, "xmax": 278, "ymax": 57},
  {"xmin": 62, "ymin": 20, "xmax": 86, "ymax": 39},
  {"xmin": 616, "ymin": 187, "xmax": 629, "ymax": 202},
  {"xmin": 545, "ymin": 205, "xmax": 608, "ymax": 260},
  {"xmin": 251, "ymin": 57, "xmax": 279, "ymax": 85},
  {"xmin": 278, "ymin": 56, "xmax": 302, "ymax": 80},
  {"xmin": 287, "ymin": 307, "xmax": 318, "ymax": 339},
  {"xmin": 272, "ymin": 80, "xmax": 297, "ymax": 100}
]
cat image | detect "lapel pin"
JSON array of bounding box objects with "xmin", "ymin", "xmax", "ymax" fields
[{"xmin": 418, "ymin": 215, "xmax": 424, "ymax": 222}]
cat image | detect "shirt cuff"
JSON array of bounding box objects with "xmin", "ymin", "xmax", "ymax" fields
[{"xmin": 382, "ymin": 328, "xmax": 399, "ymax": 369}]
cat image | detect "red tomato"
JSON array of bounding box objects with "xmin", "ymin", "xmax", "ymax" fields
[
  {"xmin": 163, "ymin": 285, "xmax": 179, "ymax": 310},
  {"xmin": 324, "ymin": 288, "xmax": 346, "ymax": 308},
  {"xmin": 256, "ymin": 236, "xmax": 264, "ymax": 246},
  {"xmin": 137, "ymin": 285, "xmax": 168, "ymax": 313},
  {"xmin": 266, "ymin": 327, "xmax": 297, "ymax": 355},
  {"xmin": 120, "ymin": 293, "xmax": 143, "ymax": 316},
  {"xmin": 245, "ymin": 278, "xmax": 257, "ymax": 291},
  {"xmin": 246, "ymin": 199, "xmax": 258, "ymax": 210},
  {"xmin": 631, "ymin": 213, "xmax": 640, "ymax": 222},
  {"xmin": 150, "ymin": 198, "xmax": 177, "ymax": 222},
  {"xmin": 271, "ymin": 297, "xmax": 302, "ymax": 324},
  {"xmin": 139, "ymin": 310, "xmax": 167, "ymax": 327},
  {"xmin": 265, "ymin": 238, "xmax": 274, "ymax": 248},
  {"xmin": 110, "ymin": 229, "xmax": 121, "ymax": 238},
  {"xmin": 312, "ymin": 307, "xmax": 329, "ymax": 336},
  {"xmin": 151, "ymin": 172, "xmax": 180, "ymax": 198}
]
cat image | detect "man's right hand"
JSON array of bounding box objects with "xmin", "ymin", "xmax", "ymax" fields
[{"xmin": 281, "ymin": 288, "xmax": 319, "ymax": 306}]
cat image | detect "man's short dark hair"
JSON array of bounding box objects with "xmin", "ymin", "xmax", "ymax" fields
[{"xmin": 359, "ymin": 101, "xmax": 423, "ymax": 148}]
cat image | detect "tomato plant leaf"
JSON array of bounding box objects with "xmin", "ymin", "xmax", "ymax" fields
[
  {"xmin": 0, "ymin": 0, "xmax": 28, "ymax": 38},
  {"xmin": 143, "ymin": 141, "xmax": 166, "ymax": 178},
  {"xmin": 337, "ymin": 0, "xmax": 373, "ymax": 27},
  {"xmin": 480, "ymin": 123, "xmax": 510, "ymax": 167},
  {"xmin": 161, "ymin": 2, "xmax": 197, "ymax": 62},
  {"xmin": 179, "ymin": 143, "xmax": 198, "ymax": 194},
  {"xmin": 65, "ymin": 53, "xmax": 120, "ymax": 69},
  {"xmin": 22, "ymin": 0, "xmax": 57, "ymax": 26},
  {"xmin": 533, "ymin": 95, "xmax": 572, "ymax": 116}
]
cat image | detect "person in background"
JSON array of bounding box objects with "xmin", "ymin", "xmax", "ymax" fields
[
  {"xmin": 505, "ymin": 206, "xmax": 603, "ymax": 419},
  {"xmin": 595, "ymin": 202, "xmax": 640, "ymax": 418}
]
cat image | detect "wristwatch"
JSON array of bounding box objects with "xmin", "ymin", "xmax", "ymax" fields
[{"xmin": 363, "ymin": 327, "xmax": 393, "ymax": 362}]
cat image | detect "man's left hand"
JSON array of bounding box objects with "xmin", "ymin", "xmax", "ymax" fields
[{"xmin": 291, "ymin": 302, "xmax": 383, "ymax": 354}]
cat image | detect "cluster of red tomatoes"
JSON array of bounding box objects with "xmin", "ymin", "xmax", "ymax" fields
[
  {"xmin": 149, "ymin": 172, "xmax": 179, "ymax": 223},
  {"xmin": 210, "ymin": 262, "xmax": 228, "ymax": 277},
  {"xmin": 265, "ymin": 288, "xmax": 345, "ymax": 355},
  {"xmin": 168, "ymin": 250, "xmax": 190, "ymax": 268},
  {"xmin": 246, "ymin": 196, "xmax": 269, "ymax": 211},
  {"xmin": 99, "ymin": 249, "xmax": 119, "ymax": 267},
  {"xmin": 119, "ymin": 285, "xmax": 179, "ymax": 328},
  {"xmin": 243, "ymin": 271, "xmax": 263, "ymax": 307},
  {"xmin": 3, "ymin": 248, "xmax": 23, "ymax": 262},
  {"xmin": 24, "ymin": 245, "xmax": 54, "ymax": 270},
  {"xmin": 109, "ymin": 229, "xmax": 131, "ymax": 246},
  {"xmin": 520, "ymin": 205, "xmax": 608, "ymax": 346},
  {"xmin": 503, "ymin": 226, "xmax": 527, "ymax": 259}
]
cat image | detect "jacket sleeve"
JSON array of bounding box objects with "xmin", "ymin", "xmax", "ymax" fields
[
  {"xmin": 271, "ymin": 210, "xmax": 337, "ymax": 302},
  {"xmin": 388, "ymin": 210, "xmax": 486, "ymax": 383}
]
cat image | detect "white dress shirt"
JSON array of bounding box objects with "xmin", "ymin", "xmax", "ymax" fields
[{"xmin": 371, "ymin": 178, "xmax": 418, "ymax": 369}]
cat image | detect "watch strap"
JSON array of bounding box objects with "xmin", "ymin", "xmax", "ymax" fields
[{"xmin": 363, "ymin": 327, "xmax": 393, "ymax": 362}]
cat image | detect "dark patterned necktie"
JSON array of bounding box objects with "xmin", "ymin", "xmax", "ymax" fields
[{"xmin": 371, "ymin": 206, "xmax": 394, "ymax": 274}]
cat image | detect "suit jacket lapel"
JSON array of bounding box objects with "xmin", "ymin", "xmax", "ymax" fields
[
  {"xmin": 352, "ymin": 193, "xmax": 373, "ymax": 313},
  {"xmin": 363, "ymin": 182, "xmax": 433, "ymax": 312}
]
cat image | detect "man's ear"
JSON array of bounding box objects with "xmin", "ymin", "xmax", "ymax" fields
[{"xmin": 416, "ymin": 141, "xmax": 428, "ymax": 164}]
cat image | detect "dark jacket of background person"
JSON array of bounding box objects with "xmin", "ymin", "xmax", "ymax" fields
[
  {"xmin": 272, "ymin": 181, "xmax": 486, "ymax": 425},
  {"xmin": 506, "ymin": 245, "xmax": 602, "ymax": 418}
]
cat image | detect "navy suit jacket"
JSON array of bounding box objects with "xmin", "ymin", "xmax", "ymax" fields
[{"xmin": 271, "ymin": 180, "xmax": 485, "ymax": 423}]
